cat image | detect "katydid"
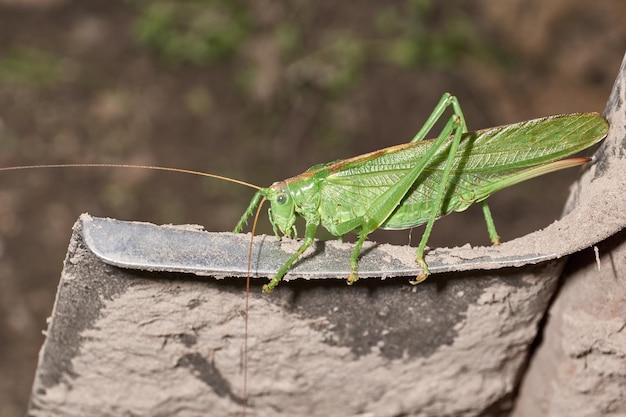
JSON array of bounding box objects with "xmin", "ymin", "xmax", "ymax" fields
[
  {"xmin": 0, "ymin": 93, "xmax": 609, "ymax": 294},
  {"xmin": 234, "ymin": 93, "xmax": 609, "ymax": 292}
]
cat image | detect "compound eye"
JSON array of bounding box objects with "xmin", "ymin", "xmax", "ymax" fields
[{"xmin": 276, "ymin": 193, "xmax": 287, "ymax": 204}]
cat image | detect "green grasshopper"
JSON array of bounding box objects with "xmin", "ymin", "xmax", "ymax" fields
[
  {"xmin": 1, "ymin": 93, "xmax": 609, "ymax": 293},
  {"xmin": 233, "ymin": 93, "xmax": 609, "ymax": 292}
]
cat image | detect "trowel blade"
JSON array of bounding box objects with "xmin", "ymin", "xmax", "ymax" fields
[{"xmin": 81, "ymin": 214, "xmax": 557, "ymax": 280}]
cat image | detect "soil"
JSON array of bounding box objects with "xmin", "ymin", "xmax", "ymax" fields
[{"xmin": 0, "ymin": 1, "xmax": 624, "ymax": 415}]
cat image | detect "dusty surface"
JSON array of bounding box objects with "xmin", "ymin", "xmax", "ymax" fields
[
  {"xmin": 1, "ymin": 1, "xmax": 626, "ymax": 416},
  {"xmin": 29, "ymin": 223, "xmax": 561, "ymax": 417},
  {"xmin": 512, "ymin": 54, "xmax": 626, "ymax": 417},
  {"xmin": 512, "ymin": 231, "xmax": 626, "ymax": 417}
]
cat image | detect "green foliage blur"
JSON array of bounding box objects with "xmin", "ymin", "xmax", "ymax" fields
[
  {"xmin": 0, "ymin": 46, "xmax": 68, "ymax": 86},
  {"xmin": 130, "ymin": 0, "xmax": 508, "ymax": 95},
  {"xmin": 133, "ymin": 0, "xmax": 250, "ymax": 65},
  {"xmin": 375, "ymin": 0, "xmax": 509, "ymax": 68}
]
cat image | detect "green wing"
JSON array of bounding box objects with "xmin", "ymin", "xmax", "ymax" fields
[{"xmin": 318, "ymin": 113, "xmax": 608, "ymax": 231}]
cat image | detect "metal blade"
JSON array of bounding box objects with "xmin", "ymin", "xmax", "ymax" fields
[{"xmin": 81, "ymin": 214, "xmax": 558, "ymax": 280}]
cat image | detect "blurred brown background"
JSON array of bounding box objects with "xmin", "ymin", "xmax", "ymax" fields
[{"xmin": 0, "ymin": 1, "xmax": 624, "ymax": 415}]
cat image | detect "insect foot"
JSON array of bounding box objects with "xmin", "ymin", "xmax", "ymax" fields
[
  {"xmin": 410, "ymin": 258, "xmax": 430, "ymax": 285},
  {"xmin": 409, "ymin": 275, "xmax": 428, "ymax": 285},
  {"xmin": 347, "ymin": 272, "xmax": 359, "ymax": 285},
  {"xmin": 262, "ymin": 281, "xmax": 277, "ymax": 293}
]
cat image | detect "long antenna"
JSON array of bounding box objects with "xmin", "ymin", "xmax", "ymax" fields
[
  {"xmin": 242, "ymin": 195, "xmax": 267, "ymax": 416},
  {"xmin": 1, "ymin": 161, "xmax": 263, "ymax": 414},
  {"xmin": 0, "ymin": 163, "xmax": 262, "ymax": 190}
]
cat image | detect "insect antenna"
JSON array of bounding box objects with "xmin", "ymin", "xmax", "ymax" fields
[
  {"xmin": 242, "ymin": 195, "xmax": 267, "ymax": 416},
  {"xmin": 243, "ymin": 197, "xmax": 267, "ymax": 417},
  {"xmin": 0, "ymin": 163, "xmax": 263, "ymax": 190},
  {"xmin": 0, "ymin": 162, "xmax": 264, "ymax": 415}
]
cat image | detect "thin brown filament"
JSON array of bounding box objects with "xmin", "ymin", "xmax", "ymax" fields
[
  {"xmin": 242, "ymin": 196, "xmax": 267, "ymax": 416},
  {"xmin": 0, "ymin": 163, "xmax": 262, "ymax": 190},
  {"xmin": 1, "ymin": 162, "xmax": 265, "ymax": 414},
  {"xmin": 0, "ymin": 163, "xmax": 266, "ymax": 417}
]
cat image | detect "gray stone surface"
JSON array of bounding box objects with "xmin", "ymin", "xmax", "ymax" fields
[
  {"xmin": 512, "ymin": 54, "xmax": 626, "ymax": 417},
  {"xmin": 512, "ymin": 231, "xmax": 626, "ymax": 417},
  {"xmin": 28, "ymin": 223, "xmax": 562, "ymax": 417}
]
